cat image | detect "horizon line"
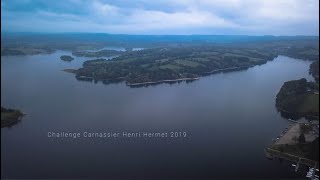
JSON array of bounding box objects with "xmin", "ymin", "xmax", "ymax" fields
[{"xmin": 1, "ymin": 31, "xmax": 319, "ymax": 37}]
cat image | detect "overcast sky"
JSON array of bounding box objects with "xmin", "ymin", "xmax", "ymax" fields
[{"xmin": 1, "ymin": 0, "xmax": 319, "ymax": 35}]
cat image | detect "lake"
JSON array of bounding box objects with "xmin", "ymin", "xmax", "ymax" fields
[{"xmin": 1, "ymin": 51, "xmax": 314, "ymax": 179}]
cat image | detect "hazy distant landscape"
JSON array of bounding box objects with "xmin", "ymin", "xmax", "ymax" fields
[{"xmin": 2, "ymin": 34, "xmax": 319, "ymax": 86}]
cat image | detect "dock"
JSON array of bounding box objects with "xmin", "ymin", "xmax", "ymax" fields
[{"xmin": 265, "ymin": 148, "xmax": 319, "ymax": 169}]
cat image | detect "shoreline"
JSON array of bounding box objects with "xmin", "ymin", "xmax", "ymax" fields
[
  {"xmin": 126, "ymin": 66, "xmax": 253, "ymax": 87},
  {"xmin": 75, "ymin": 65, "xmax": 254, "ymax": 87},
  {"xmin": 62, "ymin": 69, "xmax": 77, "ymax": 73},
  {"xmin": 126, "ymin": 77, "xmax": 200, "ymax": 86},
  {"xmin": 1, "ymin": 108, "xmax": 26, "ymax": 128},
  {"xmin": 200, "ymin": 65, "xmax": 253, "ymax": 75},
  {"xmin": 265, "ymin": 147, "xmax": 319, "ymax": 168},
  {"xmin": 276, "ymin": 106, "xmax": 319, "ymax": 120}
]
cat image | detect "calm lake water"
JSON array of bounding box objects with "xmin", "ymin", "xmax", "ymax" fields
[{"xmin": 1, "ymin": 51, "xmax": 314, "ymax": 179}]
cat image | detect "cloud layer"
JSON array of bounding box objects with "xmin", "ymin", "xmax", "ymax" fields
[{"xmin": 1, "ymin": 0, "xmax": 319, "ymax": 35}]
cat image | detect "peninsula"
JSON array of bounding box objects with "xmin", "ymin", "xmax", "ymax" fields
[
  {"xmin": 70, "ymin": 39, "xmax": 319, "ymax": 86},
  {"xmin": 74, "ymin": 46, "xmax": 276, "ymax": 85},
  {"xmin": 276, "ymin": 58, "xmax": 319, "ymax": 120},
  {"xmin": 1, "ymin": 107, "xmax": 24, "ymax": 128}
]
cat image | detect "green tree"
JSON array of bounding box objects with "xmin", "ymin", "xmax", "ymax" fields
[
  {"xmin": 292, "ymin": 136, "xmax": 298, "ymax": 143},
  {"xmin": 298, "ymin": 133, "xmax": 306, "ymax": 144},
  {"xmin": 300, "ymin": 124, "xmax": 312, "ymax": 134}
]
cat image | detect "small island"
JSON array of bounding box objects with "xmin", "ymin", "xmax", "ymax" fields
[
  {"xmin": 60, "ymin": 55, "xmax": 74, "ymax": 61},
  {"xmin": 1, "ymin": 107, "xmax": 24, "ymax": 128}
]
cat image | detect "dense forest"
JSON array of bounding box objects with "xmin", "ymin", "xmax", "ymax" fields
[
  {"xmin": 75, "ymin": 46, "xmax": 276, "ymax": 84},
  {"xmin": 310, "ymin": 61, "xmax": 319, "ymax": 81},
  {"xmin": 276, "ymin": 78, "xmax": 319, "ymax": 120},
  {"xmin": 74, "ymin": 40, "xmax": 319, "ymax": 85}
]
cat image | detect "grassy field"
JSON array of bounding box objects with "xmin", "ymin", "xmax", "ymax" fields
[
  {"xmin": 299, "ymin": 94, "xmax": 319, "ymax": 113},
  {"xmin": 174, "ymin": 60, "xmax": 202, "ymax": 67}
]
